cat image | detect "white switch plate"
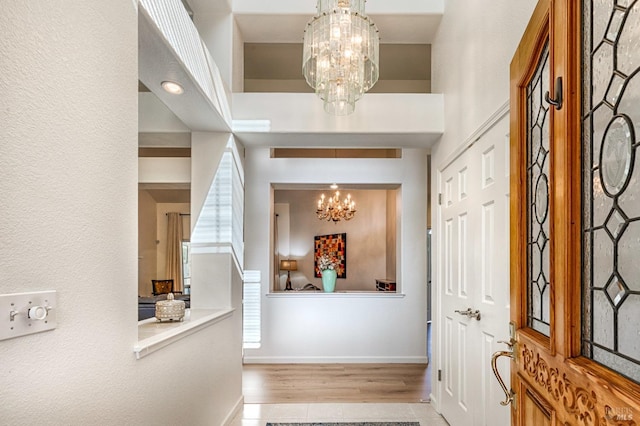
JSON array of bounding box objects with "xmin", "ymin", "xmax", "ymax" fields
[{"xmin": 0, "ymin": 291, "xmax": 57, "ymax": 341}]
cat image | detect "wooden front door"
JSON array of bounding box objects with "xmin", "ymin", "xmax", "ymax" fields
[{"xmin": 505, "ymin": 0, "xmax": 640, "ymax": 424}]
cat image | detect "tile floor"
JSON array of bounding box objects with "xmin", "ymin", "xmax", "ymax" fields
[{"xmin": 229, "ymin": 403, "xmax": 449, "ymax": 426}]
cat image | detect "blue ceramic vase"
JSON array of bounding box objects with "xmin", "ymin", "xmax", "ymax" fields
[{"xmin": 321, "ymin": 269, "xmax": 337, "ymax": 292}]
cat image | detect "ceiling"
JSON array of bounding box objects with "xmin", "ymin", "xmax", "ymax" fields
[
  {"xmin": 139, "ymin": 1, "xmax": 441, "ymax": 149},
  {"xmin": 273, "ymin": 183, "xmax": 400, "ymax": 191},
  {"xmin": 183, "ymin": 0, "xmax": 442, "ymax": 44},
  {"xmin": 139, "ymin": 182, "xmax": 191, "ymax": 204},
  {"xmin": 144, "ymin": 188, "xmax": 191, "ymax": 204}
]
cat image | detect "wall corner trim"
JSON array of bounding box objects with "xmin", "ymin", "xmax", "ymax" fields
[
  {"xmin": 134, "ymin": 308, "xmax": 234, "ymax": 359},
  {"xmin": 222, "ymin": 396, "xmax": 245, "ymax": 426},
  {"xmin": 438, "ymin": 99, "xmax": 510, "ymax": 172},
  {"xmin": 243, "ymin": 356, "xmax": 429, "ymax": 364}
]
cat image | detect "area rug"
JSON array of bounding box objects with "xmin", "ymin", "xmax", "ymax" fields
[{"xmin": 266, "ymin": 423, "xmax": 420, "ymax": 426}]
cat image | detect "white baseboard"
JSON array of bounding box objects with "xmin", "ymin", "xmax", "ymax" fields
[
  {"xmin": 429, "ymin": 393, "xmax": 438, "ymax": 412},
  {"xmin": 222, "ymin": 395, "xmax": 244, "ymax": 426},
  {"xmin": 243, "ymin": 356, "xmax": 429, "ymax": 364}
]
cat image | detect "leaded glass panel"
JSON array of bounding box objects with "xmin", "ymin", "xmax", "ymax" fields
[
  {"xmin": 582, "ymin": 0, "xmax": 640, "ymax": 384},
  {"xmin": 527, "ymin": 41, "xmax": 551, "ymax": 336}
]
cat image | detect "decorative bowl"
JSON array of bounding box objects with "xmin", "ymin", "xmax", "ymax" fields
[{"xmin": 155, "ymin": 293, "xmax": 185, "ymax": 322}]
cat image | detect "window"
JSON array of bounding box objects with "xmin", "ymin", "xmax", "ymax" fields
[
  {"xmin": 182, "ymin": 241, "xmax": 191, "ymax": 295},
  {"xmin": 243, "ymin": 270, "xmax": 261, "ymax": 349}
]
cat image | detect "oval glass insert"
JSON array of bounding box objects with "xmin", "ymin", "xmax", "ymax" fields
[
  {"xmin": 534, "ymin": 174, "xmax": 549, "ymax": 223},
  {"xmin": 600, "ymin": 115, "xmax": 635, "ymax": 196}
]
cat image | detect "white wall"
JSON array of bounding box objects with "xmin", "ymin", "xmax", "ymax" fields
[
  {"xmin": 138, "ymin": 92, "xmax": 191, "ymax": 133},
  {"xmin": 194, "ymin": 12, "xmax": 234, "ymax": 91},
  {"xmin": 430, "ymin": 0, "xmax": 538, "ymax": 163},
  {"xmin": 0, "ymin": 2, "xmax": 241, "ymax": 424},
  {"xmin": 244, "ymin": 148, "xmax": 428, "ymax": 363},
  {"xmin": 190, "ymin": 132, "xmax": 230, "ymax": 232},
  {"xmin": 138, "ymin": 157, "xmax": 191, "ymax": 183},
  {"xmin": 232, "ymin": 18, "xmax": 244, "ymax": 93},
  {"xmin": 232, "ymin": 93, "xmax": 444, "ymax": 137},
  {"xmin": 429, "ymin": 0, "xmax": 538, "ymax": 410}
]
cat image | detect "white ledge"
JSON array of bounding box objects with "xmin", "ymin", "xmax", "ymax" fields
[
  {"xmin": 135, "ymin": 308, "xmax": 234, "ymax": 359},
  {"xmin": 266, "ymin": 291, "xmax": 405, "ymax": 299},
  {"xmin": 232, "ymin": 93, "xmax": 444, "ymax": 148}
]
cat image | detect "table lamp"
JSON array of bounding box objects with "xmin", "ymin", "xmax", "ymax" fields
[{"xmin": 280, "ymin": 259, "xmax": 298, "ymax": 291}]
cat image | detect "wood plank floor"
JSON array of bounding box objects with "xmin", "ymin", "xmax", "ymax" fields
[{"xmin": 243, "ymin": 364, "xmax": 431, "ymax": 404}]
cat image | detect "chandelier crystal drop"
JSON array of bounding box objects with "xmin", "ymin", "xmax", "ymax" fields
[
  {"xmin": 302, "ymin": 0, "xmax": 380, "ymax": 116},
  {"xmin": 316, "ymin": 190, "xmax": 357, "ymax": 222}
]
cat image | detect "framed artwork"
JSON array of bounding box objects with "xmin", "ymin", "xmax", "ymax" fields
[{"xmin": 314, "ymin": 233, "xmax": 347, "ymax": 278}]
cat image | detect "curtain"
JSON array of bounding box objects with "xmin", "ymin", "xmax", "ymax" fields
[{"xmin": 166, "ymin": 212, "xmax": 184, "ymax": 293}]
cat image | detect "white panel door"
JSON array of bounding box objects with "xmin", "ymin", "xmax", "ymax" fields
[{"xmin": 438, "ymin": 122, "xmax": 511, "ymax": 426}]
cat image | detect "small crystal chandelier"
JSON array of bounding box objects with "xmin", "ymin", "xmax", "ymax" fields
[
  {"xmin": 302, "ymin": 0, "xmax": 380, "ymax": 116},
  {"xmin": 316, "ymin": 190, "xmax": 357, "ymax": 222}
]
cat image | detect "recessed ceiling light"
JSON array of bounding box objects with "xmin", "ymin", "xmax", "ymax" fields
[
  {"xmin": 330, "ymin": 183, "xmax": 339, "ymax": 189},
  {"xmin": 161, "ymin": 81, "xmax": 184, "ymax": 95}
]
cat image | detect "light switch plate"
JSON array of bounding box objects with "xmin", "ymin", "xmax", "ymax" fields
[{"xmin": 0, "ymin": 291, "xmax": 57, "ymax": 341}]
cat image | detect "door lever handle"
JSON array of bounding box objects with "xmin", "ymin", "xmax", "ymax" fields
[
  {"xmin": 498, "ymin": 338, "xmax": 517, "ymax": 350},
  {"xmin": 454, "ymin": 308, "xmax": 481, "ymax": 320},
  {"xmin": 492, "ymin": 340, "xmax": 516, "ymax": 407}
]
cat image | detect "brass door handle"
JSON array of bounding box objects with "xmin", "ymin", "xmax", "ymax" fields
[{"xmin": 491, "ymin": 349, "xmax": 515, "ymax": 406}]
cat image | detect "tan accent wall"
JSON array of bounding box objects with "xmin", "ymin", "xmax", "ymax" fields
[
  {"xmin": 138, "ymin": 190, "xmax": 191, "ymax": 296},
  {"xmin": 386, "ymin": 189, "xmax": 397, "ymax": 280},
  {"xmin": 138, "ymin": 190, "xmax": 157, "ymax": 296},
  {"xmin": 427, "ymin": 155, "xmax": 432, "ymax": 229},
  {"xmin": 272, "ymin": 148, "xmax": 401, "ymax": 159},
  {"xmin": 155, "ymin": 203, "xmax": 191, "ymax": 285},
  {"xmin": 244, "ymin": 43, "xmax": 431, "ymax": 94},
  {"xmin": 274, "ymin": 189, "xmax": 397, "ymax": 291}
]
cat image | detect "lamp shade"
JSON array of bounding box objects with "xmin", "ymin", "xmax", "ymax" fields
[{"xmin": 280, "ymin": 260, "xmax": 298, "ymax": 271}]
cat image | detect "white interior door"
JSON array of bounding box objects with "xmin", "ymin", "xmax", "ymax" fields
[{"xmin": 437, "ymin": 121, "xmax": 511, "ymax": 426}]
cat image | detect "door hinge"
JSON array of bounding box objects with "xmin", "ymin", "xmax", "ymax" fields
[
  {"xmin": 438, "ymin": 369, "xmax": 442, "ymax": 381},
  {"xmin": 438, "ymin": 193, "xmax": 442, "ymax": 205}
]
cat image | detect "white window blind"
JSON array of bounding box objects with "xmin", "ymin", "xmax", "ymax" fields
[
  {"xmin": 243, "ymin": 270, "xmax": 261, "ymax": 349},
  {"xmin": 190, "ymin": 140, "xmax": 244, "ymax": 269}
]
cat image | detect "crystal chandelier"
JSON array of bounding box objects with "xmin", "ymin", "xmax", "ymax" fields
[
  {"xmin": 316, "ymin": 190, "xmax": 357, "ymax": 222},
  {"xmin": 302, "ymin": 0, "xmax": 380, "ymax": 116}
]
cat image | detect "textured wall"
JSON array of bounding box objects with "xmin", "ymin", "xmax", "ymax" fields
[
  {"xmin": 0, "ymin": 1, "xmax": 241, "ymax": 424},
  {"xmin": 431, "ymin": 0, "xmax": 538, "ymax": 162}
]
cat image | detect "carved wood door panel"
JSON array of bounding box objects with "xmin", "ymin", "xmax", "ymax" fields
[{"xmin": 509, "ymin": 0, "xmax": 640, "ymax": 425}]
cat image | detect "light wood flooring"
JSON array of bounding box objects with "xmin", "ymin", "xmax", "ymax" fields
[{"xmin": 243, "ymin": 363, "xmax": 431, "ymax": 404}]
